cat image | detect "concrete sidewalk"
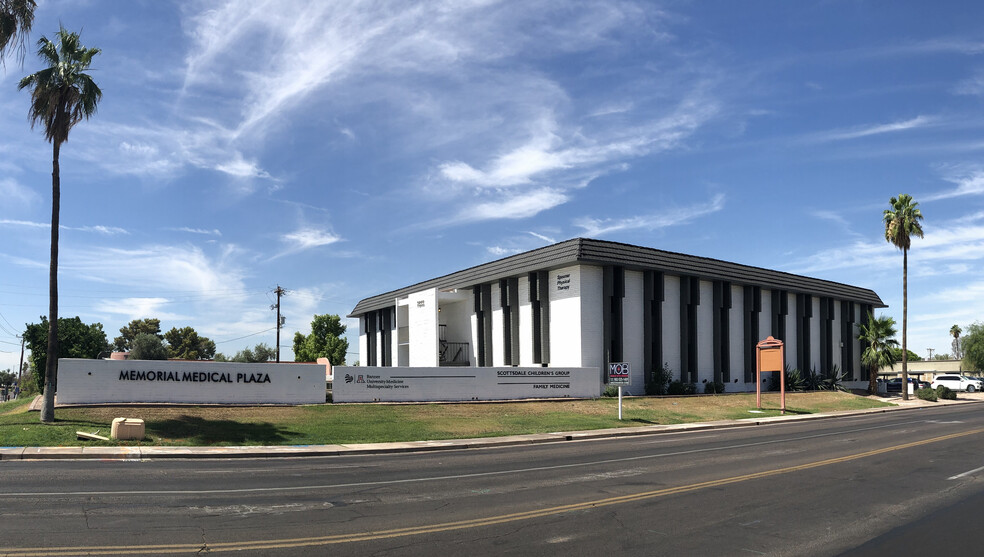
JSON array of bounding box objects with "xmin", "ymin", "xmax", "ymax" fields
[{"xmin": 3, "ymin": 393, "xmax": 981, "ymax": 461}]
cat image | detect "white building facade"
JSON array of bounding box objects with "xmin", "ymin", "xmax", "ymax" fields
[{"xmin": 348, "ymin": 239, "xmax": 885, "ymax": 394}]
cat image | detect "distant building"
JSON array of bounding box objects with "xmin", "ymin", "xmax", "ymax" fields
[{"xmin": 348, "ymin": 238, "xmax": 885, "ymax": 393}]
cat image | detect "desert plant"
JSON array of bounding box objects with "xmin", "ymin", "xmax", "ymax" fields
[
  {"xmin": 915, "ymin": 387, "xmax": 937, "ymax": 402},
  {"xmin": 936, "ymin": 385, "xmax": 956, "ymax": 400},
  {"xmin": 646, "ymin": 362, "xmax": 673, "ymax": 395},
  {"xmin": 667, "ymin": 381, "xmax": 696, "ymax": 395},
  {"xmin": 704, "ymin": 381, "xmax": 726, "ymax": 394}
]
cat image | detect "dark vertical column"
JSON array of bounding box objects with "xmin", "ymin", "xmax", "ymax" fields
[
  {"xmin": 643, "ymin": 270, "xmax": 664, "ymax": 391},
  {"xmin": 680, "ymin": 276, "xmax": 700, "ymax": 383},
  {"xmin": 743, "ymin": 286, "xmax": 762, "ymax": 383},
  {"xmin": 365, "ymin": 312, "xmax": 377, "ymax": 366},
  {"xmin": 819, "ymin": 298, "xmax": 833, "ymax": 376},
  {"xmin": 482, "ymin": 284, "xmax": 493, "ymax": 366},
  {"xmin": 500, "ymin": 279, "xmax": 511, "ymax": 366},
  {"xmin": 796, "ymin": 294, "xmax": 812, "ymax": 373},
  {"xmin": 603, "ymin": 266, "xmax": 625, "ymax": 376},
  {"xmin": 713, "ymin": 281, "xmax": 732, "ymax": 384},
  {"xmin": 508, "ymin": 278, "xmax": 520, "ymax": 365},
  {"xmin": 841, "ymin": 301, "xmax": 855, "ymax": 379},
  {"xmin": 772, "ymin": 290, "xmax": 788, "ymax": 341},
  {"xmin": 381, "ymin": 308, "xmax": 393, "ymax": 366},
  {"xmin": 474, "ymin": 287, "xmax": 485, "ymax": 367},
  {"xmin": 603, "ymin": 266, "xmax": 613, "ymax": 382},
  {"xmin": 538, "ymin": 270, "xmax": 550, "ymax": 365},
  {"xmin": 530, "ymin": 271, "xmax": 549, "ymax": 365},
  {"xmin": 530, "ymin": 272, "xmax": 541, "ymax": 364}
]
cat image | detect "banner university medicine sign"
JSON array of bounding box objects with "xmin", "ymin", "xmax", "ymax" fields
[
  {"xmin": 57, "ymin": 359, "xmax": 326, "ymax": 405},
  {"xmin": 333, "ymin": 366, "xmax": 599, "ymax": 403}
]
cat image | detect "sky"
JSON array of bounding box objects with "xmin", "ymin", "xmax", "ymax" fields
[{"xmin": 3, "ymin": 0, "xmax": 984, "ymax": 373}]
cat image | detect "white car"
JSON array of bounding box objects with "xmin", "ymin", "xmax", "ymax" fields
[{"xmin": 931, "ymin": 374, "xmax": 984, "ymax": 393}]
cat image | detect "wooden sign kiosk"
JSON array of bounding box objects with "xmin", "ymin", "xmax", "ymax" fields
[{"xmin": 756, "ymin": 336, "xmax": 786, "ymax": 415}]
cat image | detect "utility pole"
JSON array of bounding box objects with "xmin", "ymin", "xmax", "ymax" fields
[
  {"xmin": 272, "ymin": 286, "xmax": 286, "ymax": 362},
  {"xmin": 17, "ymin": 335, "xmax": 25, "ymax": 382}
]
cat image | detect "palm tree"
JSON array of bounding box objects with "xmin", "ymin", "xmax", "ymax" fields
[
  {"xmin": 18, "ymin": 27, "xmax": 101, "ymax": 423},
  {"xmin": 0, "ymin": 0, "xmax": 36, "ymax": 65},
  {"xmin": 951, "ymin": 324, "xmax": 962, "ymax": 359},
  {"xmin": 858, "ymin": 312, "xmax": 899, "ymax": 395},
  {"xmin": 883, "ymin": 194, "xmax": 924, "ymax": 400}
]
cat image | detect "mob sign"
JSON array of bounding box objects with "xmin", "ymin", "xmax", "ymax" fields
[
  {"xmin": 57, "ymin": 359, "xmax": 326, "ymax": 405},
  {"xmin": 608, "ymin": 362, "xmax": 630, "ymax": 385}
]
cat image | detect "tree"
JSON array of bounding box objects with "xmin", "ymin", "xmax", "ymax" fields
[
  {"xmin": 883, "ymin": 194, "xmax": 924, "ymax": 400},
  {"xmin": 890, "ymin": 348, "xmax": 922, "ymax": 362},
  {"xmin": 113, "ymin": 318, "xmax": 162, "ymax": 351},
  {"xmin": 857, "ymin": 312, "xmax": 899, "ymax": 395},
  {"xmin": 292, "ymin": 314, "xmax": 348, "ymax": 365},
  {"xmin": 228, "ymin": 343, "xmax": 276, "ymax": 363},
  {"xmin": 164, "ymin": 327, "xmax": 216, "ymax": 360},
  {"xmin": 0, "ymin": 0, "xmax": 36, "ymax": 65},
  {"xmin": 22, "ymin": 316, "xmax": 110, "ymax": 394},
  {"xmin": 951, "ymin": 324, "xmax": 962, "ymax": 359},
  {"xmin": 19, "ymin": 27, "xmax": 101, "ymax": 423},
  {"xmin": 963, "ymin": 322, "xmax": 984, "ymax": 373},
  {"xmin": 0, "ymin": 369, "xmax": 16, "ymax": 387},
  {"xmin": 129, "ymin": 333, "xmax": 168, "ymax": 360}
]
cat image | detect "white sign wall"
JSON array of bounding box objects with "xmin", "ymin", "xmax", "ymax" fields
[
  {"xmin": 333, "ymin": 366, "xmax": 599, "ymax": 402},
  {"xmin": 57, "ymin": 359, "xmax": 326, "ymax": 405}
]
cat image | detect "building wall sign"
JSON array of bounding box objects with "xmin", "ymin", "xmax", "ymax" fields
[
  {"xmin": 57, "ymin": 359, "xmax": 326, "ymax": 405},
  {"xmin": 333, "ymin": 366, "xmax": 599, "ymax": 402}
]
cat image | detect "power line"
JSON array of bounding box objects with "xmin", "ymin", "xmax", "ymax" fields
[{"xmin": 214, "ymin": 327, "xmax": 276, "ymax": 344}]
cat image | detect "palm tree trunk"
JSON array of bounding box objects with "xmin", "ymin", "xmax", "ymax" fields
[
  {"xmin": 901, "ymin": 247, "xmax": 909, "ymax": 401},
  {"xmin": 40, "ymin": 141, "xmax": 59, "ymax": 423}
]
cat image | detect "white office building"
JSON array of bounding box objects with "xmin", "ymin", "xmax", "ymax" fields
[{"xmin": 348, "ymin": 238, "xmax": 885, "ymax": 393}]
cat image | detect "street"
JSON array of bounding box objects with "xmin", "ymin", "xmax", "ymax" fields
[{"xmin": 2, "ymin": 405, "xmax": 984, "ymax": 556}]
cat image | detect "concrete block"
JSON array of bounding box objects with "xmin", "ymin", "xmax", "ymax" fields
[{"xmin": 111, "ymin": 417, "xmax": 146, "ymax": 440}]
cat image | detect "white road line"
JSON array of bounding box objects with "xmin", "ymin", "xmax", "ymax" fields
[
  {"xmin": 948, "ymin": 465, "xmax": 984, "ymax": 480},
  {"xmin": 5, "ymin": 421, "xmax": 912, "ymax": 498}
]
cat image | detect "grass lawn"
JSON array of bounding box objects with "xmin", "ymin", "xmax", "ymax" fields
[{"xmin": 0, "ymin": 392, "xmax": 892, "ymax": 447}]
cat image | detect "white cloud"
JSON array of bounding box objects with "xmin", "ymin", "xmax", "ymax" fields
[
  {"xmin": 787, "ymin": 222, "xmax": 984, "ymax": 275},
  {"xmin": 809, "ymin": 116, "xmax": 934, "ymax": 142},
  {"xmin": 924, "ymin": 166, "xmax": 984, "ymax": 201},
  {"xmin": 168, "ymin": 227, "xmax": 222, "ymax": 236},
  {"xmin": 574, "ymin": 193, "xmax": 726, "ymax": 237},
  {"xmin": 280, "ymin": 227, "xmax": 342, "ymax": 256},
  {"xmin": 0, "ymin": 178, "xmax": 38, "ymax": 206},
  {"xmin": 461, "ymin": 188, "xmax": 570, "ymax": 224},
  {"xmin": 0, "ymin": 219, "xmax": 127, "ymax": 235}
]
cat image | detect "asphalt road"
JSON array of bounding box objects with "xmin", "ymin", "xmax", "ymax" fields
[{"xmin": 3, "ymin": 405, "xmax": 984, "ymax": 556}]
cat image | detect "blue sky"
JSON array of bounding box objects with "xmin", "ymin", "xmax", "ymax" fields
[{"xmin": 3, "ymin": 0, "xmax": 984, "ymax": 371}]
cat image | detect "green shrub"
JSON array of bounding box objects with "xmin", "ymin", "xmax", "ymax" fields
[
  {"xmin": 704, "ymin": 381, "xmax": 726, "ymax": 394},
  {"xmin": 915, "ymin": 387, "xmax": 937, "ymax": 402},
  {"xmin": 936, "ymin": 385, "xmax": 956, "ymax": 400},
  {"xmin": 646, "ymin": 362, "xmax": 673, "ymax": 395},
  {"xmin": 667, "ymin": 381, "xmax": 697, "ymax": 395},
  {"xmin": 602, "ymin": 384, "xmax": 620, "ymax": 397}
]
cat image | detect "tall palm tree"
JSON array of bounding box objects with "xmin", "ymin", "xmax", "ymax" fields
[
  {"xmin": 858, "ymin": 312, "xmax": 899, "ymax": 395},
  {"xmin": 0, "ymin": 0, "xmax": 36, "ymax": 65},
  {"xmin": 18, "ymin": 26, "xmax": 101, "ymax": 423},
  {"xmin": 951, "ymin": 324, "xmax": 962, "ymax": 359},
  {"xmin": 883, "ymin": 194, "xmax": 924, "ymax": 400}
]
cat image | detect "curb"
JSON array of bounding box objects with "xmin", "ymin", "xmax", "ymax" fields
[{"xmin": 2, "ymin": 397, "xmax": 980, "ymax": 461}]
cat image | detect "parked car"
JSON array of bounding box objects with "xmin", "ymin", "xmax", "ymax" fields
[
  {"xmin": 931, "ymin": 374, "xmax": 984, "ymax": 393},
  {"xmin": 885, "ymin": 377, "xmax": 930, "ymax": 393}
]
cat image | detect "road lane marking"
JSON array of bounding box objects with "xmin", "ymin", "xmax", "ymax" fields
[
  {"xmin": 3, "ymin": 421, "xmax": 915, "ymax": 498},
  {"xmin": 2, "ymin": 428, "xmax": 981, "ymax": 556},
  {"xmin": 948, "ymin": 464, "xmax": 984, "ymax": 480}
]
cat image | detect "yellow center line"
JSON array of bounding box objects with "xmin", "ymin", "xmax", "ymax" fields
[{"xmin": 4, "ymin": 428, "xmax": 982, "ymax": 556}]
